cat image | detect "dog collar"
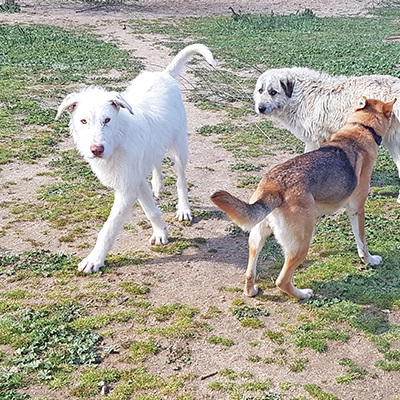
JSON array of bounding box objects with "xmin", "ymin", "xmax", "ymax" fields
[{"xmin": 353, "ymin": 123, "xmax": 382, "ymax": 146}]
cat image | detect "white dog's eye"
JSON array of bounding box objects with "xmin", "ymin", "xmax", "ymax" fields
[
  {"xmin": 269, "ymin": 89, "xmax": 277, "ymax": 96},
  {"xmin": 258, "ymin": 87, "xmax": 263, "ymax": 94},
  {"xmin": 104, "ymin": 117, "xmax": 111, "ymax": 124},
  {"xmin": 81, "ymin": 119, "xmax": 87, "ymax": 125}
]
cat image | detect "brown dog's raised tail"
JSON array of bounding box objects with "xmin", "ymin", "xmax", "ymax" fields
[{"xmin": 211, "ymin": 190, "xmax": 280, "ymax": 231}]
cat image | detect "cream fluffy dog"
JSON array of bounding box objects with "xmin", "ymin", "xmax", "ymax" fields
[
  {"xmin": 253, "ymin": 67, "xmax": 400, "ymax": 202},
  {"xmin": 56, "ymin": 44, "xmax": 216, "ymax": 273}
]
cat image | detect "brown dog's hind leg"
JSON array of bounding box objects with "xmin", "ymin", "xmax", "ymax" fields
[
  {"xmin": 275, "ymin": 222, "xmax": 314, "ymax": 300},
  {"xmin": 245, "ymin": 221, "xmax": 272, "ymax": 297}
]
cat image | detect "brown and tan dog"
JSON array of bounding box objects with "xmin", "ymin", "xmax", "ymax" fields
[{"xmin": 211, "ymin": 97, "xmax": 396, "ymax": 300}]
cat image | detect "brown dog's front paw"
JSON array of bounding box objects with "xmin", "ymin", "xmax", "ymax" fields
[{"xmin": 244, "ymin": 284, "xmax": 259, "ymax": 297}]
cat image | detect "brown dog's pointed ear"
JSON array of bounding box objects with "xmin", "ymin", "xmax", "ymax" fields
[
  {"xmin": 383, "ymin": 98, "xmax": 397, "ymax": 118},
  {"xmin": 280, "ymin": 79, "xmax": 294, "ymax": 98},
  {"xmin": 355, "ymin": 96, "xmax": 367, "ymax": 111},
  {"xmin": 55, "ymin": 93, "xmax": 80, "ymax": 120}
]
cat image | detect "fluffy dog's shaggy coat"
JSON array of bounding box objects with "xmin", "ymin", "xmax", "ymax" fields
[
  {"xmin": 212, "ymin": 97, "xmax": 396, "ymax": 300},
  {"xmin": 56, "ymin": 44, "xmax": 216, "ymax": 273},
  {"xmin": 253, "ymin": 67, "xmax": 400, "ymax": 202}
]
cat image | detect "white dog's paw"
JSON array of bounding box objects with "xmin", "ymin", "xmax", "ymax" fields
[
  {"xmin": 368, "ymin": 254, "xmax": 382, "ymax": 266},
  {"xmin": 149, "ymin": 230, "xmax": 169, "ymax": 246},
  {"xmin": 176, "ymin": 208, "xmax": 192, "ymax": 221},
  {"xmin": 152, "ymin": 184, "xmax": 164, "ymax": 199},
  {"xmin": 78, "ymin": 257, "xmax": 104, "ymax": 274}
]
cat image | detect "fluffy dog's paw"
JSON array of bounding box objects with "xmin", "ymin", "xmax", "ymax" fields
[
  {"xmin": 368, "ymin": 254, "xmax": 382, "ymax": 265},
  {"xmin": 176, "ymin": 208, "xmax": 192, "ymax": 221},
  {"xmin": 78, "ymin": 257, "xmax": 104, "ymax": 274}
]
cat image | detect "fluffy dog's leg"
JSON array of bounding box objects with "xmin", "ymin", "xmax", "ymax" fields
[
  {"xmin": 384, "ymin": 138, "xmax": 400, "ymax": 203},
  {"xmin": 347, "ymin": 207, "xmax": 382, "ymax": 265},
  {"xmin": 78, "ymin": 190, "xmax": 136, "ymax": 273},
  {"xmin": 171, "ymin": 141, "xmax": 191, "ymax": 221},
  {"xmin": 245, "ymin": 222, "xmax": 273, "ymax": 297},
  {"xmin": 137, "ymin": 179, "xmax": 168, "ymax": 245},
  {"xmin": 304, "ymin": 141, "xmax": 320, "ymax": 152}
]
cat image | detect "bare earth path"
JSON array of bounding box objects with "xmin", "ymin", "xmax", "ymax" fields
[{"xmin": 0, "ymin": 1, "xmax": 399, "ymax": 400}]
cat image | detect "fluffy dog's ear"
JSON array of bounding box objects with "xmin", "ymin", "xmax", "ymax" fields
[
  {"xmin": 110, "ymin": 93, "xmax": 134, "ymax": 115},
  {"xmin": 55, "ymin": 93, "xmax": 79, "ymax": 120},
  {"xmin": 280, "ymin": 79, "xmax": 294, "ymax": 98},
  {"xmin": 392, "ymin": 98, "xmax": 400, "ymax": 120}
]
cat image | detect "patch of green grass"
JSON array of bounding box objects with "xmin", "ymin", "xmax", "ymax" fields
[
  {"xmin": 0, "ymin": 250, "xmax": 77, "ymax": 278},
  {"xmin": 120, "ymin": 281, "xmax": 150, "ymax": 296},
  {"xmin": 0, "ymin": 302, "xmax": 101, "ymax": 396},
  {"xmin": 263, "ymin": 330, "xmax": 285, "ymax": 345},
  {"xmin": 336, "ymin": 358, "xmax": 367, "ymax": 384},
  {"xmin": 0, "ymin": 288, "xmax": 35, "ymax": 300},
  {"xmin": 289, "ymin": 357, "xmax": 309, "ymax": 373},
  {"xmin": 201, "ymin": 306, "xmax": 222, "ymax": 319},
  {"xmin": 130, "ymin": 338, "xmax": 161, "ymax": 364},
  {"xmin": 208, "ymin": 335, "xmax": 235, "ymax": 347},
  {"xmin": 303, "ymin": 384, "xmax": 339, "ymax": 400},
  {"xmin": 150, "ymin": 238, "xmax": 193, "ymax": 255},
  {"xmin": 232, "ymin": 305, "xmax": 270, "ymax": 329}
]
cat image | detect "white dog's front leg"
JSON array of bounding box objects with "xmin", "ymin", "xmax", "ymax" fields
[
  {"xmin": 137, "ymin": 179, "xmax": 168, "ymax": 245},
  {"xmin": 78, "ymin": 190, "xmax": 136, "ymax": 273}
]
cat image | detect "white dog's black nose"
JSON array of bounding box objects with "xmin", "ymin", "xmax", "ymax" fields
[
  {"xmin": 258, "ymin": 104, "xmax": 267, "ymax": 114},
  {"xmin": 90, "ymin": 144, "xmax": 104, "ymax": 157}
]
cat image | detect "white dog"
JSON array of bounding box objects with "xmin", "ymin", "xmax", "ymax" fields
[
  {"xmin": 253, "ymin": 67, "xmax": 400, "ymax": 202},
  {"xmin": 56, "ymin": 43, "xmax": 216, "ymax": 273}
]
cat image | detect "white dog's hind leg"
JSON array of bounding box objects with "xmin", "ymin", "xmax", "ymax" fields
[
  {"xmin": 171, "ymin": 143, "xmax": 191, "ymax": 221},
  {"xmin": 151, "ymin": 166, "xmax": 164, "ymax": 198},
  {"xmin": 78, "ymin": 191, "xmax": 136, "ymax": 274},
  {"xmin": 137, "ymin": 179, "xmax": 169, "ymax": 245},
  {"xmin": 347, "ymin": 208, "xmax": 382, "ymax": 265}
]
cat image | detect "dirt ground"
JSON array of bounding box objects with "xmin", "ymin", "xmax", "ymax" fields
[{"xmin": 0, "ymin": 1, "xmax": 399, "ymax": 400}]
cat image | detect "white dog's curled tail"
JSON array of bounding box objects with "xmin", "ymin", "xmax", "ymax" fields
[{"xmin": 164, "ymin": 43, "xmax": 217, "ymax": 78}]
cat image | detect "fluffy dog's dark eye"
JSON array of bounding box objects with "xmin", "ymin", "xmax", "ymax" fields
[
  {"xmin": 104, "ymin": 117, "xmax": 111, "ymax": 124},
  {"xmin": 258, "ymin": 87, "xmax": 263, "ymax": 94},
  {"xmin": 81, "ymin": 119, "xmax": 87, "ymax": 124},
  {"xmin": 269, "ymin": 89, "xmax": 278, "ymax": 96}
]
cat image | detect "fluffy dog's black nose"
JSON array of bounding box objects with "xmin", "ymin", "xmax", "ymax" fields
[
  {"xmin": 258, "ymin": 104, "xmax": 267, "ymax": 114},
  {"xmin": 91, "ymin": 144, "xmax": 104, "ymax": 157}
]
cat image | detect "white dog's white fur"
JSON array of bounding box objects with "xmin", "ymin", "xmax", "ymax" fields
[
  {"xmin": 253, "ymin": 67, "xmax": 400, "ymax": 202},
  {"xmin": 56, "ymin": 44, "xmax": 216, "ymax": 273}
]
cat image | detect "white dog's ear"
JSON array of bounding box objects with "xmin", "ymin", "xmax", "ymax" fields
[
  {"xmin": 355, "ymin": 96, "xmax": 367, "ymax": 110},
  {"xmin": 55, "ymin": 93, "xmax": 80, "ymax": 120},
  {"xmin": 110, "ymin": 93, "xmax": 134, "ymax": 115}
]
